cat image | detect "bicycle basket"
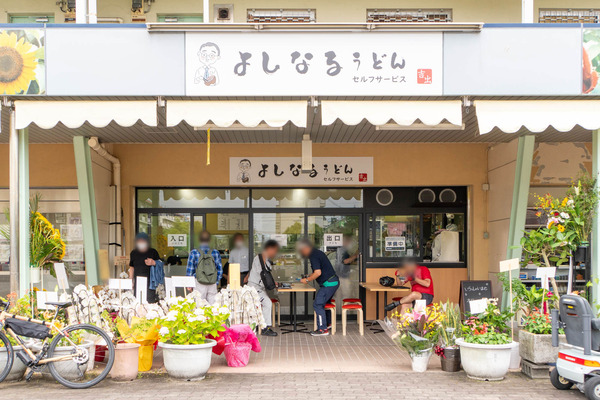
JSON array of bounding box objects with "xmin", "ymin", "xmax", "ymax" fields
[{"xmin": 5, "ymin": 318, "xmax": 52, "ymax": 340}]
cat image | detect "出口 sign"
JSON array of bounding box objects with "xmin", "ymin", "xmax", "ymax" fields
[
  {"xmin": 186, "ymin": 32, "xmax": 442, "ymax": 96},
  {"xmin": 230, "ymin": 157, "xmax": 373, "ymax": 186}
]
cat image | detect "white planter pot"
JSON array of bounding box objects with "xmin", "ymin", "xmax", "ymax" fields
[
  {"xmin": 0, "ymin": 345, "xmax": 27, "ymax": 381},
  {"xmin": 30, "ymin": 267, "xmax": 41, "ymax": 283},
  {"xmin": 509, "ymin": 342, "xmax": 521, "ymax": 370},
  {"xmin": 33, "ymin": 340, "xmax": 94, "ymax": 380},
  {"xmin": 456, "ymin": 339, "xmax": 517, "ymax": 381},
  {"xmin": 159, "ymin": 340, "xmax": 216, "ymax": 381},
  {"xmin": 410, "ymin": 348, "xmax": 432, "ymax": 372}
]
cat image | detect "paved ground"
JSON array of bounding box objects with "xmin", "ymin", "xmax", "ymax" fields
[{"xmin": 0, "ymin": 371, "xmax": 584, "ymax": 399}]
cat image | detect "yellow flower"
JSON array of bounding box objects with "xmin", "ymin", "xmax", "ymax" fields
[
  {"xmin": 557, "ymin": 224, "xmax": 565, "ymax": 232},
  {"xmin": 0, "ymin": 31, "xmax": 38, "ymax": 95},
  {"xmin": 562, "ymin": 197, "xmax": 569, "ymax": 207}
]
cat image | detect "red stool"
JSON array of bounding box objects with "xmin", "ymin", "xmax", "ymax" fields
[
  {"xmin": 342, "ymin": 298, "xmax": 362, "ymax": 305},
  {"xmin": 271, "ymin": 298, "xmax": 280, "ymax": 326},
  {"xmin": 314, "ymin": 303, "xmax": 336, "ymax": 334},
  {"xmin": 342, "ymin": 303, "xmax": 364, "ymax": 336}
]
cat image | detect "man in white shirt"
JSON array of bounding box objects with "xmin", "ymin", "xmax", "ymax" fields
[
  {"xmin": 248, "ymin": 239, "xmax": 280, "ymax": 337},
  {"xmin": 228, "ymin": 233, "xmax": 250, "ymax": 284}
]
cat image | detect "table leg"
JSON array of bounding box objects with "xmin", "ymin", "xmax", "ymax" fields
[
  {"xmin": 281, "ymin": 291, "xmax": 310, "ymax": 334},
  {"xmin": 369, "ymin": 291, "xmax": 385, "ymax": 334}
]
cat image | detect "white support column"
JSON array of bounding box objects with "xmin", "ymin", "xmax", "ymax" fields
[
  {"xmin": 592, "ymin": 130, "xmax": 600, "ymax": 307},
  {"xmin": 203, "ymin": 0, "xmax": 210, "ymax": 23},
  {"xmin": 76, "ymin": 0, "xmax": 88, "ymax": 23},
  {"xmin": 88, "ymin": 0, "xmax": 97, "ymax": 23},
  {"xmin": 8, "ymin": 107, "xmax": 19, "ymax": 295},
  {"xmin": 18, "ymin": 128, "xmax": 29, "ymax": 295},
  {"xmin": 522, "ymin": 0, "xmax": 534, "ymax": 23}
]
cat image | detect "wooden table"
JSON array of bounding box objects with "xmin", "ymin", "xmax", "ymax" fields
[
  {"xmin": 278, "ymin": 283, "xmax": 316, "ymax": 334},
  {"xmin": 359, "ymin": 283, "xmax": 411, "ymax": 332}
]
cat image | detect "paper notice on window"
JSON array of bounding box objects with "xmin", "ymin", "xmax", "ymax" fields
[{"xmin": 469, "ymin": 298, "xmax": 488, "ymax": 314}]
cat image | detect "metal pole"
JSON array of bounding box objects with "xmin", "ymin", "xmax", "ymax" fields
[
  {"xmin": 87, "ymin": 0, "xmax": 97, "ymax": 23},
  {"xmin": 521, "ymin": 0, "xmax": 534, "ymax": 23},
  {"xmin": 203, "ymin": 0, "xmax": 210, "ymax": 23},
  {"xmin": 592, "ymin": 130, "xmax": 600, "ymax": 307},
  {"xmin": 8, "ymin": 106, "xmax": 19, "ymax": 295},
  {"xmin": 76, "ymin": 0, "xmax": 88, "ymax": 23}
]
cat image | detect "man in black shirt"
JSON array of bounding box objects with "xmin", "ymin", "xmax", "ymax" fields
[
  {"xmin": 128, "ymin": 232, "xmax": 161, "ymax": 303},
  {"xmin": 297, "ymin": 238, "xmax": 339, "ymax": 337}
]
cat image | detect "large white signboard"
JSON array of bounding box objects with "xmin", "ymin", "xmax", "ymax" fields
[
  {"xmin": 230, "ymin": 157, "xmax": 373, "ymax": 186},
  {"xmin": 186, "ymin": 32, "xmax": 442, "ymax": 96}
]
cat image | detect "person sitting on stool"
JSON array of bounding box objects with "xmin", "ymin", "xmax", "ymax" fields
[
  {"xmin": 297, "ymin": 238, "xmax": 339, "ymax": 337},
  {"xmin": 393, "ymin": 258, "xmax": 434, "ymax": 314}
]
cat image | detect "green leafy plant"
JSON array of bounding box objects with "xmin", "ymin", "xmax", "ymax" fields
[
  {"xmin": 158, "ymin": 298, "xmax": 229, "ymax": 345},
  {"xmin": 566, "ymin": 174, "xmax": 600, "ymax": 245},
  {"xmin": 498, "ymin": 273, "xmax": 558, "ymax": 316},
  {"xmin": 462, "ymin": 301, "xmax": 513, "ymax": 345},
  {"xmin": 437, "ymin": 301, "xmax": 461, "ymax": 348},
  {"xmin": 522, "ymin": 308, "xmax": 562, "ymax": 335}
]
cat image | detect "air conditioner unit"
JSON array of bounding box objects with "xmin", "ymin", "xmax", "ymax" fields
[{"xmin": 214, "ymin": 4, "xmax": 234, "ymax": 23}]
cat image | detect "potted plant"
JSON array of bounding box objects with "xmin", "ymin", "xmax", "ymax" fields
[
  {"xmin": 434, "ymin": 301, "xmax": 462, "ymax": 372},
  {"xmin": 456, "ymin": 300, "xmax": 517, "ymax": 381},
  {"xmin": 390, "ymin": 304, "xmax": 442, "ymax": 372},
  {"xmin": 519, "ymin": 308, "xmax": 565, "ymax": 364},
  {"xmin": 100, "ymin": 311, "xmax": 141, "ymax": 381},
  {"xmin": 566, "ymin": 175, "xmax": 599, "ymax": 263},
  {"xmin": 157, "ymin": 298, "xmax": 229, "ymax": 380}
]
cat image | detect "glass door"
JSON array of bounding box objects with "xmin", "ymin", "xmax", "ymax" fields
[{"xmin": 307, "ymin": 214, "xmax": 361, "ymax": 314}]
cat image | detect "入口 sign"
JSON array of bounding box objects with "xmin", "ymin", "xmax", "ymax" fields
[
  {"xmin": 186, "ymin": 32, "xmax": 442, "ymax": 96},
  {"xmin": 168, "ymin": 234, "xmax": 187, "ymax": 247},
  {"xmin": 230, "ymin": 157, "xmax": 373, "ymax": 186}
]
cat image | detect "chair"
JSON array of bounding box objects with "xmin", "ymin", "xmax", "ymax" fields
[
  {"xmin": 313, "ymin": 303, "xmax": 336, "ymax": 335},
  {"xmin": 342, "ymin": 298, "xmax": 362, "ymax": 305},
  {"xmin": 342, "ymin": 303, "xmax": 363, "ymax": 336},
  {"xmin": 271, "ymin": 298, "xmax": 281, "ymax": 327}
]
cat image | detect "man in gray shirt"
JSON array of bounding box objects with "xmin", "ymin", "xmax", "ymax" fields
[
  {"xmin": 229, "ymin": 233, "xmax": 250, "ymax": 283},
  {"xmin": 248, "ymin": 239, "xmax": 280, "ymax": 337}
]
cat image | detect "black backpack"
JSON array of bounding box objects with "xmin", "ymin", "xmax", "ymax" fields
[{"xmin": 258, "ymin": 254, "xmax": 277, "ymax": 291}]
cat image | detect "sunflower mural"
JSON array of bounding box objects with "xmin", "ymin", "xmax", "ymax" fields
[
  {"xmin": 0, "ymin": 29, "xmax": 45, "ymax": 95},
  {"xmin": 583, "ymin": 29, "xmax": 600, "ymax": 95}
]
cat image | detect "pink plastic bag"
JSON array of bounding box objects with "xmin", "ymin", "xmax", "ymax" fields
[{"xmin": 224, "ymin": 342, "xmax": 252, "ymax": 367}]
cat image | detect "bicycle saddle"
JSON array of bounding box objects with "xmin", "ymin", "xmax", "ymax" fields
[{"xmin": 45, "ymin": 301, "xmax": 72, "ymax": 309}]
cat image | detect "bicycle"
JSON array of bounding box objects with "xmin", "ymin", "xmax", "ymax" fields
[{"xmin": 0, "ymin": 298, "xmax": 115, "ymax": 389}]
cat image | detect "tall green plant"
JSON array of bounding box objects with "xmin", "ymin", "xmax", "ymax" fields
[
  {"xmin": 437, "ymin": 301, "xmax": 461, "ymax": 348},
  {"xmin": 567, "ymin": 174, "xmax": 599, "ymax": 245}
]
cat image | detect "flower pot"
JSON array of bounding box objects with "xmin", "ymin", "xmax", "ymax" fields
[
  {"xmin": 32, "ymin": 340, "xmax": 94, "ymax": 380},
  {"xmin": 30, "ymin": 267, "xmax": 41, "ymax": 283},
  {"xmin": 110, "ymin": 343, "xmax": 140, "ymax": 381},
  {"xmin": 456, "ymin": 339, "xmax": 517, "ymax": 381},
  {"xmin": 224, "ymin": 342, "xmax": 252, "ymax": 367},
  {"xmin": 0, "ymin": 345, "xmax": 28, "ymax": 381},
  {"xmin": 509, "ymin": 342, "xmax": 521, "ymax": 369},
  {"xmin": 574, "ymin": 243, "xmax": 589, "ymax": 264},
  {"xmin": 440, "ymin": 347, "xmax": 461, "ymax": 372},
  {"xmin": 158, "ymin": 339, "xmax": 217, "ymax": 380},
  {"xmin": 519, "ymin": 330, "xmax": 566, "ymax": 364},
  {"xmin": 410, "ymin": 348, "xmax": 432, "ymax": 372}
]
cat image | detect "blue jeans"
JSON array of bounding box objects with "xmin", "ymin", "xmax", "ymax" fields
[{"xmin": 313, "ymin": 283, "xmax": 339, "ymax": 331}]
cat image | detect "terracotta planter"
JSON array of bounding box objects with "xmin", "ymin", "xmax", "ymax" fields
[
  {"xmin": 110, "ymin": 343, "xmax": 140, "ymax": 381},
  {"xmin": 519, "ymin": 330, "xmax": 565, "ymax": 364}
]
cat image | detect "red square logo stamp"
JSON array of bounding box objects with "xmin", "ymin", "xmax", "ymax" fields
[
  {"xmin": 359, "ymin": 173, "xmax": 368, "ymax": 182},
  {"xmin": 417, "ymin": 69, "xmax": 433, "ymax": 84}
]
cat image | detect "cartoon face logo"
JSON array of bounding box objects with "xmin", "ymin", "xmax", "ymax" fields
[
  {"xmin": 237, "ymin": 159, "xmax": 251, "ymax": 183},
  {"xmin": 195, "ymin": 42, "xmax": 221, "ymax": 86}
]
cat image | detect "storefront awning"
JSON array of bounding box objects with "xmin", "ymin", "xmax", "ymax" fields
[
  {"xmin": 320, "ymin": 101, "xmax": 463, "ymax": 126},
  {"xmin": 14, "ymin": 101, "xmax": 158, "ymax": 129},
  {"xmin": 166, "ymin": 101, "xmax": 307, "ymax": 128},
  {"xmin": 475, "ymin": 100, "xmax": 600, "ymax": 134}
]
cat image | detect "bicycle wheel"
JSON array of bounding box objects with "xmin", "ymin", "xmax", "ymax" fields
[
  {"xmin": 47, "ymin": 324, "xmax": 115, "ymax": 389},
  {"xmin": 0, "ymin": 331, "xmax": 14, "ymax": 383}
]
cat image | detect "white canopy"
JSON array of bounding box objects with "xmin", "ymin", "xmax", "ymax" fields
[
  {"xmin": 320, "ymin": 100, "xmax": 463, "ymax": 126},
  {"xmin": 166, "ymin": 100, "xmax": 307, "ymax": 128},
  {"xmin": 14, "ymin": 101, "xmax": 157, "ymax": 129},
  {"xmin": 475, "ymin": 100, "xmax": 600, "ymax": 134}
]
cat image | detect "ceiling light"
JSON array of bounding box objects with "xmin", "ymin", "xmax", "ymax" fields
[
  {"xmin": 375, "ymin": 122, "xmax": 465, "ymax": 131},
  {"xmin": 193, "ymin": 123, "xmax": 283, "ymax": 131}
]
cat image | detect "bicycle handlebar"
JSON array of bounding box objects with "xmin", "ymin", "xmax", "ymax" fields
[{"xmin": 0, "ymin": 299, "xmax": 9, "ymax": 312}]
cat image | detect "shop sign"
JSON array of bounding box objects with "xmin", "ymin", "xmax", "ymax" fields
[
  {"xmin": 185, "ymin": 32, "xmax": 442, "ymax": 96},
  {"xmin": 167, "ymin": 234, "xmax": 187, "ymax": 247},
  {"xmin": 230, "ymin": 157, "xmax": 373, "ymax": 186},
  {"xmin": 385, "ymin": 236, "xmax": 406, "ymax": 251},
  {"xmin": 324, "ymin": 233, "xmax": 343, "ymax": 248}
]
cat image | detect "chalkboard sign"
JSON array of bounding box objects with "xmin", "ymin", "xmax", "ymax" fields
[{"xmin": 459, "ymin": 280, "xmax": 492, "ymax": 314}]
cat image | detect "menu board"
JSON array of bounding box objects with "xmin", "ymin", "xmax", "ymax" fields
[{"xmin": 459, "ymin": 280, "xmax": 492, "ymax": 314}]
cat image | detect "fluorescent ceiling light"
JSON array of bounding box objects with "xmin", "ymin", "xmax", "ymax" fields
[
  {"xmin": 35, "ymin": 17, "xmax": 49, "ymax": 23},
  {"xmin": 193, "ymin": 123, "xmax": 283, "ymax": 131},
  {"xmin": 164, "ymin": 17, "xmax": 179, "ymax": 23},
  {"xmin": 375, "ymin": 122, "xmax": 465, "ymax": 131}
]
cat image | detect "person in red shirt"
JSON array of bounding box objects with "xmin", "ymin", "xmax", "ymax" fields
[{"xmin": 395, "ymin": 259, "xmax": 434, "ymax": 313}]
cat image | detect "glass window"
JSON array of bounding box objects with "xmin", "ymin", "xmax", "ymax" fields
[
  {"xmin": 157, "ymin": 14, "xmax": 203, "ymax": 22},
  {"xmin": 9, "ymin": 15, "xmax": 55, "ymax": 23},
  {"xmin": 374, "ymin": 215, "xmax": 421, "ymax": 258},
  {"xmin": 252, "ymin": 189, "xmax": 362, "ymax": 208},
  {"xmin": 423, "ymin": 213, "xmax": 465, "ymax": 263},
  {"xmin": 137, "ymin": 189, "xmax": 249, "ymax": 209},
  {"xmin": 195, "ymin": 213, "xmax": 249, "ymax": 262}
]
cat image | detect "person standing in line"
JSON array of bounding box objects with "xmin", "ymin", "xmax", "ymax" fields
[
  {"xmin": 297, "ymin": 239, "xmax": 339, "ymax": 337},
  {"xmin": 228, "ymin": 233, "xmax": 250, "ymax": 284},
  {"xmin": 247, "ymin": 239, "xmax": 280, "ymax": 337},
  {"xmin": 333, "ymin": 235, "xmax": 358, "ymax": 305},
  {"xmin": 128, "ymin": 232, "xmax": 161, "ymax": 304},
  {"xmin": 187, "ymin": 230, "xmax": 222, "ymax": 304}
]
